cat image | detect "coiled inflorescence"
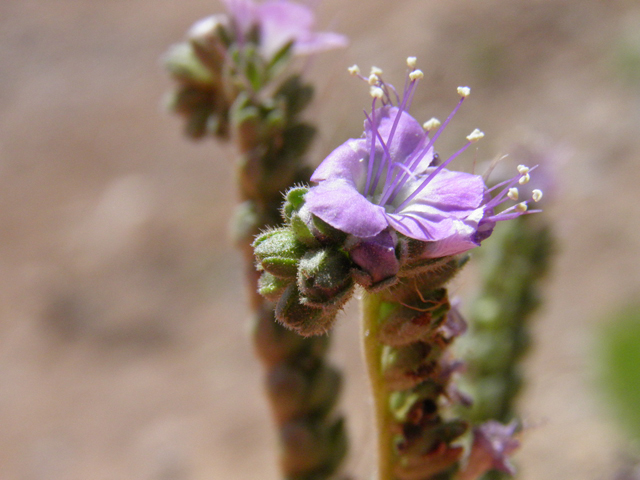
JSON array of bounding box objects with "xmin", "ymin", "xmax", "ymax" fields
[{"xmin": 254, "ymin": 58, "xmax": 540, "ymax": 337}]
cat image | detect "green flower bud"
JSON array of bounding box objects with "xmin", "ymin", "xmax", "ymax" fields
[
  {"xmin": 261, "ymin": 256, "xmax": 300, "ymax": 279},
  {"xmin": 275, "ymin": 284, "xmax": 338, "ymax": 336},
  {"xmin": 258, "ymin": 272, "xmax": 293, "ymax": 301},
  {"xmin": 310, "ymin": 213, "xmax": 346, "ymax": 245},
  {"xmin": 297, "ymin": 248, "xmax": 353, "ymax": 307},
  {"xmin": 254, "ymin": 228, "xmax": 307, "ymax": 279},
  {"xmin": 282, "ymin": 186, "xmax": 309, "ymax": 221},
  {"xmin": 290, "ymin": 213, "xmax": 320, "ymax": 248}
]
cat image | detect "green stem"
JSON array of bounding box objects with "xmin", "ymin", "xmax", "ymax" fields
[{"xmin": 362, "ymin": 292, "xmax": 394, "ymax": 480}]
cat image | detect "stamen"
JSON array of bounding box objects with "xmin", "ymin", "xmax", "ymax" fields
[
  {"xmin": 518, "ymin": 173, "xmax": 530, "ymax": 185},
  {"xmin": 423, "ymin": 118, "xmax": 441, "ymax": 132},
  {"xmin": 532, "ymin": 189, "xmax": 543, "ymax": 202},
  {"xmin": 507, "ymin": 188, "xmax": 519, "ymax": 201},
  {"xmin": 348, "ymin": 64, "xmax": 360, "ymax": 75},
  {"xmin": 371, "ymin": 66, "xmax": 383, "ymax": 76},
  {"xmin": 457, "ymin": 86, "xmax": 471, "ymax": 97},
  {"xmin": 391, "ymin": 162, "xmax": 417, "ymax": 179},
  {"xmin": 385, "ymin": 94, "xmax": 468, "ymax": 204},
  {"xmin": 370, "ymin": 86, "xmax": 384, "ymax": 98},
  {"xmin": 409, "ymin": 69, "xmax": 424, "ymax": 81},
  {"xmin": 379, "ymin": 66, "xmax": 425, "ymax": 196},
  {"xmin": 517, "ymin": 164, "xmax": 530, "ymax": 174},
  {"xmin": 363, "ymin": 110, "xmax": 394, "ymax": 197},
  {"xmin": 368, "ymin": 74, "xmax": 379, "ymax": 86},
  {"xmin": 466, "ymin": 129, "xmax": 485, "ymax": 143},
  {"xmin": 407, "ymin": 56, "xmax": 417, "ymax": 68},
  {"xmin": 484, "ymin": 165, "xmax": 539, "ymax": 210},
  {"xmin": 515, "ymin": 202, "xmax": 528, "ymax": 212},
  {"xmin": 394, "ymin": 139, "xmax": 474, "ymax": 212}
]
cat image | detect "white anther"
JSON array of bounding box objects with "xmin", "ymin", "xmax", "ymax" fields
[
  {"xmin": 368, "ymin": 74, "xmax": 379, "ymax": 85},
  {"xmin": 532, "ymin": 189, "xmax": 543, "ymax": 202},
  {"xmin": 409, "ymin": 69, "xmax": 424, "ymax": 81},
  {"xmin": 407, "ymin": 56, "xmax": 417, "ymax": 68},
  {"xmin": 457, "ymin": 86, "xmax": 471, "ymax": 97},
  {"xmin": 515, "ymin": 202, "xmax": 528, "ymax": 212},
  {"xmin": 422, "ymin": 117, "xmax": 441, "ymax": 131},
  {"xmin": 517, "ymin": 164, "xmax": 530, "ymax": 174},
  {"xmin": 466, "ymin": 129, "xmax": 485, "ymax": 142},
  {"xmin": 370, "ymin": 66, "xmax": 383, "ymax": 76},
  {"xmin": 370, "ymin": 86, "xmax": 384, "ymax": 99},
  {"xmin": 518, "ymin": 173, "xmax": 530, "ymax": 185},
  {"xmin": 507, "ymin": 188, "xmax": 519, "ymax": 201},
  {"xmin": 348, "ymin": 64, "xmax": 360, "ymax": 75}
]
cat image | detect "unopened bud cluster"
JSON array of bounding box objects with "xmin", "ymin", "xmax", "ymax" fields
[
  {"xmin": 254, "ymin": 187, "xmax": 354, "ymax": 336},
  {"xmin": 254, "ymin": 187, "xmax": 467, "ymax": 336}
]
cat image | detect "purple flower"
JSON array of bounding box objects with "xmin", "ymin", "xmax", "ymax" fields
[
  {"xmin": 458, "ymin": 421, "xmax": 520, "ymax": 480},
  {"xmin": 202, "ymin": 0, "xmax": 348, "ymax": 59},
  {"xmin": 306, "ymin": 59, "xmax": 539, "ymax": 260}
]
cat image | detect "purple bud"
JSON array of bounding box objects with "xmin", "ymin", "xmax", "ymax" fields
[{"xmin": 346, "ymin": 230, "xmax": 399, "ymax": 286}]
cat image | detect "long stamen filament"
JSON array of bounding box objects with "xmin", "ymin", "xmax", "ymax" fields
[
  {"xmin": 394, "ymin": 140, "xmax": 474, "ymax": 213},
  {"xmin": 384, "ymin": 96, "xmax": 467, "ymax": 205},
  {"xmin": 364, "ymin": 98, "xmax": 379, "ymax": 196},
  {"xmin": 364, "ymin": 110, "xmax": 394, "ymax": 197},
  {"xmin": 484, "ymin": 165, "xmax": 538, "ymax": 211},
  {"xmin": 380, "ymin": 75, "xmax": 422, "ymax": 197}
]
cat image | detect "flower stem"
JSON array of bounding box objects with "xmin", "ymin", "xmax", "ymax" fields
[
  {"xmin": 359, "ymin": 260, "xmax": 469, "ymax": 480},
  {"xmin": 362, "ymin": 292, "xmax": 394, "ymax": 480}
]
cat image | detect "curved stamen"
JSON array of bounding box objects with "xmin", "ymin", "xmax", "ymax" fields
[
  {"xmin": 364, "ymin": 97, "xmax": 379, "ymax": 196},
  {"xmin": 394, "ymin": 139, "xmax": 474, "ymax": 213},
  {"xmin": 378, "ymin": 134, "xmax": 431, "ymax": 206},
  {"xmin": 364, "ymin": 110, "xmax": 394, "ymax": 197},
  {"xmin": 378, "ymin": 73, "xmax": 424, "ymax": 202},
  {"xmin": 385, "ymin": 95, "xmax": 467, "ymax": 205},
  {"xmin": 484, "ymin": 165, "xmax": 538, "ymax": 211},
  {"xmin": 380, "ymin": 76, "xmax": 421, "ymax": 196},
  {"xmin": 390, "ymin": 162, "xmax": 417, "ymax": 180},
  {"xmin": 484, "ymin": 202, "xmax": 541, "ymax": 223}
]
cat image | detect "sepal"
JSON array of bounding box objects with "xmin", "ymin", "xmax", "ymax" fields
[
  {"xmin": 254, "ymin": 228, "xmax": 306, "ymax": 260},
  {"xmin": 258, "ymin": 272, "xmax": 293, "ymax": 301},
  {"xmin": 297, "ymin": 248, "xmax": 353, "ymax": 307},
  {"xmin": 275, "ymin": 284, "xmax": 339, "ymax": 336}
]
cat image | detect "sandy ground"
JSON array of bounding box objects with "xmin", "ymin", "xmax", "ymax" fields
[{"xmin": 2, "ymin": 0, "xmax": 640, "ymax": 479}]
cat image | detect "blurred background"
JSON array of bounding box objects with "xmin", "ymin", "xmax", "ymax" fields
[{"xmin": 2, "ymin": 0, "xmax": 640, "ymax": 479}]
